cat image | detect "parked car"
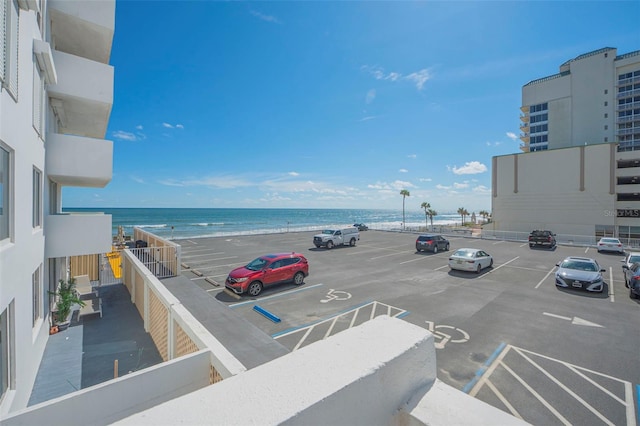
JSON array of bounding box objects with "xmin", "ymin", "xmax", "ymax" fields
[
  {"xmin": 225, "ymin": 252, "xmax": 309, "ymax": 297},
  {"xmin": 621, "ymin": 252, "xmax": 640, "ymax": 287},
  {"xmin": 596, "ymin": 237, "xmax": 624, "ymax": 254},
  {"xmin": 528, "ymin": 230, "xmax": 556, "ymax": 248},
  {"xmin": 555, "ymin": 256, "xmax": 605, "ymax": 293},
  {"xmin": 353, "ymin": 223, "xmax": 369, "ymax": 231},
  {"xmin": 623, "ymin": 263, "xmax": 640, "ymax": 299},
  {"xmin": 313, "ymin": 227, "xmax": 360, "ymax": 249},
  {"xmin": 416, "ymin": 234, "xmax": 450, "ymax": 253},
  {"xmin": 448, "ymin": 248, "xmax": 493, "ymax": 273}
]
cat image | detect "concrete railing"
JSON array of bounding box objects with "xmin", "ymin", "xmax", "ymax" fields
[{"xmin": 120, "ymin": 248, "xmax": 245, "ymax": 379}]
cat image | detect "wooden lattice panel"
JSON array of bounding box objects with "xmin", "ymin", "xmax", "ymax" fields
[
  {"xmin": 134, "ymin": 271, "xmax": 144, "ymax": 317},
  {"xmin": 210, "ymin": 365, "xmax": 223, "ymax": 384},
  {"xmin": 174, "ymin": 322, "xmax": 199, "ymax": 358},
  {"xmin": 148, "ymin": 289, "xmax": 169, "ymax": 361},
  {"xmin": 70, "ymin": 254, "xmax": 100, "ymax": 281}
]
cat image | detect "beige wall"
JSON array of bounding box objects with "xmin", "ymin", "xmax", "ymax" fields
[{"xmin": 492, "ymin": 144, "xmax": 615, "ymax": 236}]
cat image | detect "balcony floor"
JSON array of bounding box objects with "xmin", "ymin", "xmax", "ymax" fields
[{"xmin": 28, "ymin": 284, "xmax": 162, "ymax": 406}]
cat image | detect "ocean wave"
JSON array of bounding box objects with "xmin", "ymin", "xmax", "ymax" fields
[
  {"xmin": 136, "ymin": 224, "xmax": 168, "ymax": 229},
  {"xmin": 191, "ymin": 222, "xmax": 224, "ymax": 226}
]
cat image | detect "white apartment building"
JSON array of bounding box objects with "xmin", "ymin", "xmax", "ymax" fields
[
  {"xmin": 492, "ymin": 47, "xmax": 640, "ymax": 240},
  {"xmin": 0, "ymin": 0, "xmax": 114, "ymax": 414}
]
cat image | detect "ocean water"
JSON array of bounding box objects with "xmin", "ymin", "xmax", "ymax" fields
[{"xmin": 64, "ymin": 208, "xmax": 462, "ymax": 240}]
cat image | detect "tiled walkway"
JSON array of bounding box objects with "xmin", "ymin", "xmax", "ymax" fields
[{"xmin": 28, "ymin": 284, "xmax": 162, "ymax": 406}]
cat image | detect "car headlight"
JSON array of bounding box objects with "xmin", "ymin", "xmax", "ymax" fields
[{"xmin": 235, "ymin": 277, "xmax": 248, "ymax": 283}]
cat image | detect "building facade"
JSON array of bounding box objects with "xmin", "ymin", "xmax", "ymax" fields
[
  {"xmin": 0, "ymin": 0, "xmax": 114, "ymax": 414},
  {"xmin": 492, "ymin": 47, "xmax": 640, "ymax": 240}
]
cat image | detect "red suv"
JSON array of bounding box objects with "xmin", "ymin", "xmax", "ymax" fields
[{"xmin": 225, "ymin": 253, "xmax": 309, "ymax": 297}]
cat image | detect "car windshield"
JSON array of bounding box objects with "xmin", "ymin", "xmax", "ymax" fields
[
  {"xmin": 629, "ymin": 255, "xmax": 640, "ymax": 264},
  {"xmin": 601, "ymin": 238, "xmax": 619, "ymax": 243},
  {"xmin": 453, "ymin": 250, "xmax": 475, "ymax": 258},
  {"xmin": 560, "ymin": 260, "xmax": 598, "ymax": 272},
  {"xmin": 322, "ymin": 230, "xmax": 334, "ymax": 235},
  {"xmin": 246, "ymin": 257, "xmax": 269, "ymax": 271}
]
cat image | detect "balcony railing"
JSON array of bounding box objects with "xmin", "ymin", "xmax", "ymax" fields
[
  {"xmin": 616, "ymin": 75, "xmax": 640, "ymax": 87},
  {"xmin": 616, "ymin": 101, "xmax": 640, "ymax": 111},
  {"xmin": 617, "ymin": 88, "xmax": 640, "ymax": 98}
]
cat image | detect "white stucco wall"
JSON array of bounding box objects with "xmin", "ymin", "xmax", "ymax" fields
[{"xmin": 491, "ymin": 144, "xmax": 615, "ymax": 236}]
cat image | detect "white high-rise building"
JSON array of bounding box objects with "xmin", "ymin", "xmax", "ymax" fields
[
  {"xmin": 492, "ymin": 47, "xmax": 640, "ymax": 240},
  {"xmin": 519, "ymin": 47, "xmax": 640, "ymax": 153},
  {"xmin": 0, "ymin": 0, "xmax": 114, "ymax": 413}
]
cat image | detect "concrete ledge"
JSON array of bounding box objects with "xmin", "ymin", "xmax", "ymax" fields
[{"xmin": 114, "ymin": 316, "xmax": 437, "ymax": 425}]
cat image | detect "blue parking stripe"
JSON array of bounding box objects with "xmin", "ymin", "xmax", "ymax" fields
[
  {"xmin": 462, "ymin": 342, "xmax": 507, "ymax": 394},
  {"xmin": 396, "ymin": 311, "xmax": 410, "ymax": 319}
]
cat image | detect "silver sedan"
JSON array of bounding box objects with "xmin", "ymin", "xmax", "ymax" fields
[{"xmin": 448, "ymin": 248, "xmax": 493, "ymax": 274}]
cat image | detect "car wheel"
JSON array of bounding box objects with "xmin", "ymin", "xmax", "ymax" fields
[
  {"xmin": 630, "ymin": 288, "xmax": 637, "ymax": 299},
  {"xmin": 416, "ymin": 248, "xmax": 422, "ymax": 252},
  {"xmin": 315, "ymin": 245, "xmax": 320, "ymax": 248},
  {"xmin": 489, "ymin": 259, "xmax": 494, "ymax": 268},
  {"xmin": 433, "ymin": 246, "xmax": 438, "ymax": 254},
  {"xmin": 529, "ymin": 244, "xmax": 534, "ymax": 248},
  {"xmin": 247, "ymin": 281, "xmax": 263, "ymax": 297},
  {"xmin": 326, "ymin": 240, "xmax": 334, "ymax": 249},
  {"xmin": 349, "ymin": 238, "xmax": 356, "ymax": 247},
  {"xmin": 445, "ymin": 243, "xmax": 449, "ymax": 251},
  {"xmin": 293, "ymin": 272, "xmax": 304, "ymax": 285},
  {"xmin": 624, "ymin": 276, "xmax": 629, "ymax": 288},
  {"xmin": 476, "ymin": 264, "xmax": 482, "ymax": 274}
]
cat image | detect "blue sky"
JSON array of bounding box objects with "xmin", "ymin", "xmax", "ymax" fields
[{"xmin": 64, "ymin": 0, "xmax": 640, "ymax": 213}]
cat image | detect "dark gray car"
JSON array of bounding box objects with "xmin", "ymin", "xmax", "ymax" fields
[{"xmin": 416, "ymin": 234, "xmax": 450, "ymax": 253}]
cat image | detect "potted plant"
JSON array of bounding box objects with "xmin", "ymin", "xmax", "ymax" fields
[{"xmin": 50, "ymin": 277, "xmax": 85, "ymax": 331}]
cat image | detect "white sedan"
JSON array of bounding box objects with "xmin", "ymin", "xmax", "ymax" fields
[
  {"xmin": 596, "ymin": 237, "xmax": 624, "ymax": 254},
  {"xmin": 448, "ymin": 248, "xmax": 493, "ymax": 273}
]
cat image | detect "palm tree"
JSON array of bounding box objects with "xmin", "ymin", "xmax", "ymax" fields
[
  {"xmin": 427, "ymin": 208, "xmax": 438, "ymax": 231},
  {"xmin": 457, "ymin": 207, "xmax": 468, "ymax": 226},
  {"xmin": 400, "ymin": 190, "xmax": 410, "ymax": 230},
  {"xmin": 420, "ymin": 202, "xmax": 431, "ymax": 230},
  {"xmin": 478, "ymin": 210, "xmax": 490, "ymax": 224}
]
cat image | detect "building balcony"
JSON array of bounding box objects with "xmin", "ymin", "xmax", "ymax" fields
[
  {"xmin": 616, "ymin": 184, "xmax": 640, "ymax": 194},
  {"xmin": 617, "ymin": 115, "xmax": 639, "ymax": 124},
  {"xmin": 617, "ymin": 127, "xmax": 640, "ymax": 136},
  {"xmin": 49, "ymin": 0, "xmax": 115, "ymax": 64},
  {"xmin": 519, "ymin": 143, "xmax": 530, "ymax": 153},
  {"xmin": 519, "ymin": 122, "xmax": 529, "ymax": 132},
  {"xmin": 520, "ymin": 134, "xmax": 530, "ymax": 143},
  {"xmin": 617, "ymin": 88, "xmax": 640, "ymax": 99},
  {"xmin": 45, "ymin": 212, "xmax": 112, "ymax": 258},
  {"xmin": 47, "ymin": 50, "xmax": 113, "ymax": 139},
  {"xmin": 616, "ymin": 75, "xmax": 640, "ymax": 87},
  {"xmin": 45, "ymin": 133, "xmax": 113, "ymax": 187},
  {"xmin": 519, "ymin": 115, "xmax": 530, "ymax": 123},
  {"xmin": 616, "ymin": 101, "xmax": 640, "ymax": 111},
  {"xmin": 520, "ymin": 105, "xmax": 529, "ymax": 113}
]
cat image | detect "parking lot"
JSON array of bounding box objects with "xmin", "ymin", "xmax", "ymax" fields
[{"xmin": 178, "ymin": 230, "xmax": 639, "ymax": 426}]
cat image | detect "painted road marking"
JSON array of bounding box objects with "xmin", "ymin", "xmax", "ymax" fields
[
  {"xmin": 370, "ymin": 250, "xmax": 416, "ymax": 260},
  {"xmin": 468, "ymin": 344, "xmax": 636, "ymax": 426},
  {"xmin": 487, "ymin": 256, "xmax": 519, "ymax": 274},
  {"xmin": 273, "ymin": 301, "xmax": 407, "ymax": 350},
  {"xmin": 206, "ymin": 287, "xmax": 226, "ymax": 293},
  {"xmin": 519, "ymin": 243, "xmax": 529, "ymax": 247},
  {"xmin": 228, "ymin": 283, "xmax": 324, "ymax": 308},
  {"xmin": 492, "ymin": 240, "xmax": 505, "ymax": 245},
  {"xmin": 609, "ymin": 267, "xmax": 615, "ymax": 302},
  {"xmin": 434, "ymin": 264, "xmax": 449, "ymax": 271},
  {"xmin": 543, "ymin": 312, "xmax": 604, "ymax": 327},
  {"xmin": 181, "ymin": 252, "xmax": 228, "ymax": 259},
  {"xmin": 464, "ymin": 342, "xmax": 507, "ymax": 394},
  {"xmin": 344, "ymin": 243, "xmax": 408, "ymax": 256},
  {"xmin": 535, "ymin": 266, "xmax": 556, "ymax": 289},
  {"xmin": 425, "ymin": 321, "xmax": 469, "ymax": 349},
  {"xmin": 320, "ymin": 289, "xmax": 352, "ymax": 303}
]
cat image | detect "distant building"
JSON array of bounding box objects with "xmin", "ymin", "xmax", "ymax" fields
[
  {"xmin": 492, "ymin": 47, "xmax": 640, "ymax": 240},
  {"xmin": 0, "ymin": 0, "xmax": 114, "ymax": 412}
]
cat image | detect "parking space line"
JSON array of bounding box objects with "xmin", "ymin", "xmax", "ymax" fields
[
  {"xmin": 434, "ymin": 265, "xmax": 449, "ymax": 271},
  {"xmin": 485, "ymin": 379, "xmax": 523, "ymax": 420},
  {"xmin": 345, "ymin": 243, "xmax": 408, "ymax": 255},
  {"xmin": 565, "ymin": 364, "xmax": 626, "ymax": 405},
  {"xmin": 500, "ymin": 361, "xmax": 571, "ymax": 426},
  {"xmin": 535, "ymin": 266, "xmax": 556, "ymax": 289},
  {"xmin": 228, "ymin": 283, "xmax": 324, "ymax": 308},
  {"xmin": 293, "ymin": 328, "xmax": 313, "ymax": 351},
  {"xmin": 519, "ymin": 243, "xmax": 529, "ymax": 247},
  {"xmin": 492, "ymin": 240, "xmax": 505, "ymax": 245},
  {"xmin": 487, "ymin": 256, "xmax": 520, "ymax": 274},
  {"xmin": 514, "ymin": 347, "xmax": 615, "ymax": 425},
  {"xmin": 585, "ymin": 247, "xmax": 590, "ymax": 254},
  {"xmin": 609, "ymin": 267, "xmax": 615, "ymax": 303},
  {"xmin": 370, "ymin": 250, "xmax": 415, "ymax": 260},
  {"xmin": 206, "ymin": 287, "xmax": 226, "ymax": 293},
  {"xmin": 399, "ymin": 256, "xmax": 432, "ymax": 265},
  {"xmin": 466, "ymin": 342, "xmax": 508, "ymax": 394}
]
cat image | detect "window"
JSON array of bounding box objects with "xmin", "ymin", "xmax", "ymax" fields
[
  {"xmin": 33, "ymin": 167, "xmax": 42, "ymax": 227},
  {"xmin": 0, "ymin": 303, "xmax": 13, "ymax": 400},
  {"xmin": 1, "ymin": 0, "xmax": 20, "ymax": 97},
  {"xmin": 617, "ymin": 193, "xmax": 640, "ymax": 202},
  {"xmin": 32, "ymin": 62, "xmax": 44, "ymax": 137},
  {"xmin": 0, "ymin": 145, "xmax": 10, "ymax": 241},
  {"xmin": 618, "ymin": 159, "xmax": 640, "ymax": 169},
  {"xmin": 605, "ymin": 101, "xmax": 608, "ymax": 107},
  {"xmin": 33, "ymin": 265, "xmax": 42, "ymax": 326}
]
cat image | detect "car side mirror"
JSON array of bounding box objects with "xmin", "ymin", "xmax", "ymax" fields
[
  {"xmin": 622, "ymin": 265, "xmax": 629, "ymax": 270},
  {"xmin": 555, "ymin": 263, "xmax": 560, "ymax": 267},
  {"xmin": 600, "ymin": 268, "xmax": 606, "ymax": 272}
]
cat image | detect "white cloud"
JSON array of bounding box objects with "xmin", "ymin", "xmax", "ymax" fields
[
  {"xmin": 473, "ymin": 185, "xmax": 491, "ymax": 194},
  {"xmin": 361, "ymin": 66, "xmax": 432, "ymax": 91},
  {"xmin": 367, "ymin": 180, "xmax": 416, "ymax": 191},
  {"xmin": 135, "ymin": 125, "xmax": 143, "ymax": 130},
  {"xmin": 407, "ymin": 154, "xmax": 417, "ymax": 159},
  {"xmin": 249, "ymin": 9, "xmax": 281, "ymax": 24},
  {"xmin": 399, "ymin": 168, "xmax": 408, "ymax": 173},
  {"xmin": 130, "ymin": 176, "xmax": 145, "ymax": 184},
  {"xmin": 436, "ymin": 184, "xmax": 451, "ymax": 190},
  {"xmin": 162, "ymin": 123, "xmax": 174, "ymax": 129},
  {"xmin": 176, "ymin": 124, "xmax": 184, "ymax": 129},
  {"xmin": 358, "ymin": 116, "xmax": 377, "ymax": 122},
  {"xmin": 452, "ymin": 161, "xmax": 487, "ymax": 175},
  {"xmin": 453, "ymin": 182, "xmax": 469, "ymax": 189},
  {"xmin": 506, "ymin": 132, "xmax": 517, "ymax": 140},
  {"xmin": 486, "ymin": 141, "xmax": 501, "ymax": 147},
  {"xmin": 419, "ymin": 178, "xmax": 432, "ymax": 182},
  {"xmin": 365, "ymin": 89, "xmax": 376, "ymax": 104},
  {"xmin": 112, "ymin": 130, "xmax": 138, "ymax": 141},
  {"xmin": 288, "ymin": 171, "xmax": 300, "ymax": 176}
]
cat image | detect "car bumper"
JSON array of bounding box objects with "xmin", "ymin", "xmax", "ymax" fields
[
  {"xmin": 449, "ymin": 261, "xmax": 476, "ymax": 272},
  {"xmin": 225, "ymin": 281, "xmax": 247, "ymax": 294},
  {"xmin": 597, "ymin": 246, "xmax": 624, "ymax": 253},
  {"xmin": 555, "ymin": 276, "xmax": 603, "ymax": 292}
]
